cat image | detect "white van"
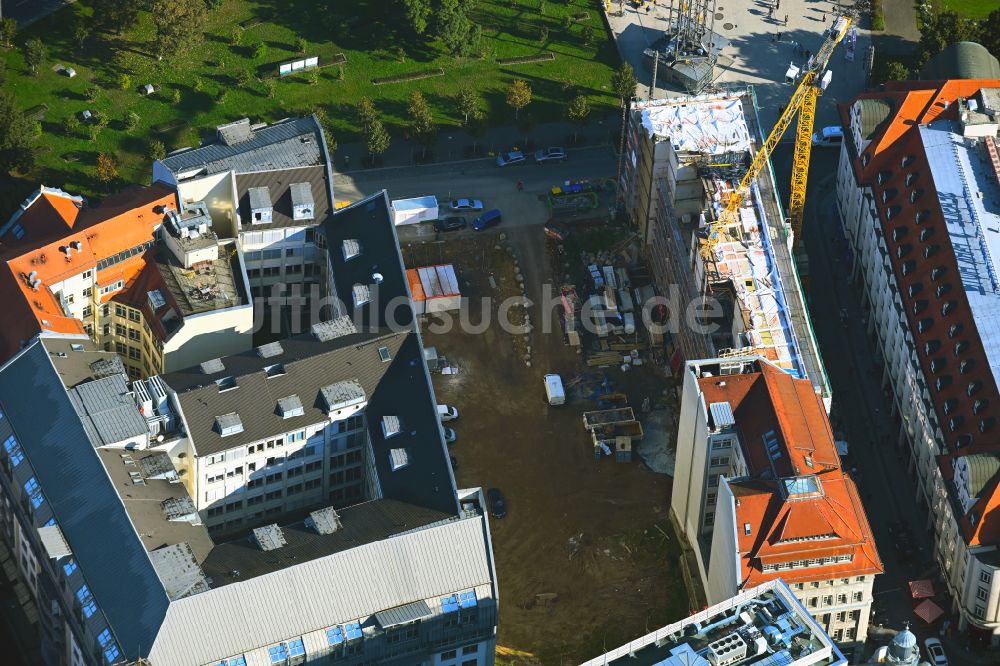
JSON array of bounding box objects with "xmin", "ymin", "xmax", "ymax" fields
[
  {"xmin": 812, "ymin": 126, "xmax": 843, "ymax": 148},
  {"xmin": 544, "ymin": 374, "xmax": 565, "ymax": 406}
]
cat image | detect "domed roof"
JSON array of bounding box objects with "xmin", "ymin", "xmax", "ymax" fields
[{"xmin": 893, "ymin": 627, "xmax": 917, "ymax": 649}]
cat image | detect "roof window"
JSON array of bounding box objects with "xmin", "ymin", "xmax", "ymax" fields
[
  {"xmin": 342, "ymin": 239, "xmax": 361, "ymax": 261},
  {"xmin": 931, "ymin": 266, "xmax": 947, "ymax": 281},
  {"xmin": 744, "ymin": 523, "xmax": 752, "ymax": 536},
  {"xmin": 905, "ymin": 171, "xmax": 919, "ymax": 186},
  {"xmin": 915, "ymin": 209, "xmax": 931, "ymax": 224},
  {"xmin": 968, "ymin": 380, "xmax": 983, "ymax": 396},
  {"xmin": 954, "ymin": 340, "xmax": 969, "ymax": 355},
  {"xmin": 912, "ymin": 299, "xmax": 927, "ymax": 315},
  {"xmin": 876, "ymin": 169, "xmax": 892, "ymax": 185},
  {"xmin": 277, "ymin": 395, "xmax": 304, "ymax": 419},
  {"xmin": 936, "ymin": 283, "xmax": 952, "ymax": 297},
  {"xmin": 924, "ymin": 340, "xmax": 941, "ymax": 355},
  {"xmin": 886, "ymin": 205, "xmax": 902, "ymax": 219},
  {"xmin": 924, "ymin": 244, "xmax": 940, "ymax": 259},
  {"xmin": 949, "ymin": 322, "xmax": 963, "ymax": 338},
  {"xmin": 980, "ymin": 417, "xmax": 996, "ymax": 433},
  {"xmin": 265, "ymin": 363, "xmax": 286, "ymax": 377},
  {"xmin": 919, "ymin": 227, "xmax": 935, "ymax": 242},
  {"xmin": 352, "ymin": 284, "xmax": 370, "ymax": 307},
  {"xmin": 941, "ymin": 300, "xmax": 956, "ymax": 316},
  {"xmin": 917, "ymin": 318, "xmax": 934, "ymax": 333},
  {"xmin": 943, "ymin": 398, "xmax": 958, "ymax": 414},
  {"xmin": 256, "ymin": 341, "xmax": 283, "ymax": 358},
  {"xmin": 882, "ymin": 188, "xmax": 898, "ymax": 203},
  {"xmin": 389, "ymin": 448, "xmax": 409, "ymax": 471},
  {"xmin": 973, "ymin": 399, "xmax": 989, "ymax": 415},
  {"xmin": 215, "ymin": 413, "xmax": 244, "ymax": 437},
  {"xmin": 957, "ymin": 434, "xmax": 974, "ymax": 448},
  {"xmin": 960, "ymin": 359, "xmax": 975, "ymax": 374},
  {"xmin": 896, "ymin": 244, "xmax": 912, "ymax": 258},
  {"xmin": 929, "ymin": 357, "xmax": 946, "ymax": 373},
  {"xmin": 892, "ymin": 226, "xmax": 908, "ymax": 241},
  {"xmin": 910, "ymin": 188, "xmax": 924, "ymax": 203},
  {"xmin": 378, "ymin": 346, "xmax": 391, "ymax": 362},
  {"xmin": 382, "ymin": 415, "xmax": 401, "ymax": 438}
]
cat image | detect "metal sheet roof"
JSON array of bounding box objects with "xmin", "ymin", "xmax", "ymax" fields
[
  {"xmin": 66, "ymin": 375, "xmax": 149, "ymax": 447},
  {"xmin": 160, "ymin": 117, "xmax": 324, "ymax": 176},
  {"xmin": 235, "ymin": 165, "xmax": 330, "ymax": 230},
  {"xmin": 374, "ymin": 599, "xmax": 433, "ymax": 628},
  {"xmin": 0, "ymin": 340, "xmax": 170, "ymax": 661},
  {"xmin": 151, "ymin": 511, "xmax": 493, "ymax": 666}
]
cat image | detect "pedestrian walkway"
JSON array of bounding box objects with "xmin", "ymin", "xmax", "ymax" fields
[{"xmin": 334, "ymin": 118, "xmax": 620, "ymax": 175}]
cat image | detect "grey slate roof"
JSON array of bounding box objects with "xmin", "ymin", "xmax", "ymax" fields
[
  {"xmin": 236, "ymin": 165, "xmax": 330, "ymax": 230},
  {"xmin": 161, "ymin": 328, "xmax": 408, "ymax": 455},
  {"xmin": 920, "ymin": 41, "xmax": 1000, "ymax": 82},
  {"xmin": 66, "ymin": 374, "xmax": 149, "ymax": 447},
  {"xmin": 0, "ymin": 339, "xmax": 170, "ymax": 661},
  {"xmin": 159, "ymin": 117, "xmax": 324, "ymax": 177},
  {"xmin": 857, "ymin": 98, "xmax": 894, "ymax": 140},
  {"xmin": 201, "ymin": 499, "xmax": 453, "ymax": 584}
]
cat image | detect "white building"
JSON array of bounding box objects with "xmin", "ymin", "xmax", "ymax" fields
[
  {"xmin": 579, "ymin": 579, "xmax": 847, "ymax": 666},
  {"xmin": 836, "ymin": 80, "xmax": 1000, "ymax": 644},
  {"xmin": 672, "ymin": 356, "xmax": 881, "ymax": 650}
]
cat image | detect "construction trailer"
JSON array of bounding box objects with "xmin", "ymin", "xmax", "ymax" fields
[{"xmin": 390, "ymin": 195, "xmax": 439, "ymax": 226}]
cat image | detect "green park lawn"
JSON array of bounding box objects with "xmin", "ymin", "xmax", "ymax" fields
[
  {"xmin": 936, "ymin": 0, "xmax": 998, "ymax": 19},
  {"xmin": 3, "ymin": 0, "xmax": 621, "ymax": 197}
]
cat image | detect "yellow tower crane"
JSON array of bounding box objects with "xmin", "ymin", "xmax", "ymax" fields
[{"xmin": 700, "ymin": 14, "xmax": 853, "ymax": 259}]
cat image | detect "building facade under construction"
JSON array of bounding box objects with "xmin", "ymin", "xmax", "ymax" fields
[{"xmin": 621, "ymin": 89, "xmax": 830, "ymax": 401}]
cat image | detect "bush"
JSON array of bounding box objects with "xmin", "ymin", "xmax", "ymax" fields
[
  {"xmin": 62, "ymin": 115, "xmax": 80, "ymax": 137},
  {"xmin": 872, "ymin": 0, "xmax": 885, "ymax": 30},
  {"xmin": 237, "ymin": 69, "xmax": 254, "ymax": 88},
  {"xmin": 296, "ymin": 36, "xmax": 308, "ymax": 53},
  {"xmin": 253, "ymin": 42, "xmax": 268, "ymax": 60},
  {"xmin": 149, "ymin": 139, "xmax": 166, "ymax": 161},
  {"xmin": 205, "ymin": 0, "xmax": 223, "ymax": 9},
  {"xmin": 337, "ymin": 65, "xmax": 344, "ymax": 80},
  {"xmin": 263, "ymin": 78, "xmax": 276, "ymax": 98},
  {"xmin": 581, "ymin": 25, "xmax": 595, "ymax": 45},
  {"xmin": 124, "ymin": 111, "xmax": 140, "ymax": 132},
  {"xmin": 118, "ymin": 73, "xmax": 132, "ymax": 90},
  {"xmin": 193, "ymin": 78, "xmax": 204, "ymax": 92},
  {"xmin": 216, "ymin": 90, "xmax": 227, "ymax": 104},
  {"xmin": 308, "ymin": 69, "xmax": 320, "ymax": 85},
  {"xmin": 86, "ymin": 85, "xmax": 100, "ymax": 102},
  {"xmin": 171, "ymin": 88, "xmax": 182, "ymax": 104},
  {"xmin": 230, "ymin": 26, "xmax": 244, "ymax": 46},
  {"xmin": 539, "ymin": 26, "xmax": 548, "ymax": 43}
]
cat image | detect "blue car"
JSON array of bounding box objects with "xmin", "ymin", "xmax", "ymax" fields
[{"xmin": 472, "ymin": 209, "xmax": 502, "ymax": 231}]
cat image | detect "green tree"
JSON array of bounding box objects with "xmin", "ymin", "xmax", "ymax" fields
[
  {"xmin": 882, "ymin": 61, "xmax": 910, "ymax": 83},
  {"xmin": 436, "ymin": 0, "xmax": 477, "ymax": 56},
  {"xmin": 308, "ymin": 69, "xmax": 319, "ymax": 85},
  {"xmin": 171, "ymin": 88, "xmax": 182, "ymax": 104},
  {"xmin": 149, "ymin": 139, "xmax": 166, "ymax": 161},
  {"xmin": 366, "ymin": 117, "xmax": 390, "ymax": 164},
  {"xmin": 151, "ymin": 0, "xmax": 206, "ymax": 58},
  {"xmin": 567, "ymin": 94, "xmax": 590, "ymax": 142},
  {"xmin": 92, "ymin": 0, "xmax": 142, "ymax": 35},
  {"xmin": 611, "ymin": 62, "xmax": 637, "ymax": 107},
  {"xmin": 538, "ymin": 25, "xmax": 548, "ymax": 44},
  {"xmin": 918, "ymin": 9, "xmax": 977, "ymax": 64},
  {"xmin": 296, "ymin": 36, "xmax": 308, "ymax": 53},
  {"xmin": 89, "ymin": 116, "xmax": 108, "ymax": 142},
  {"xmin": 978, "ymin": 9, "xmax": 1000, "ymax": 57},
  {"xmin": 253, "ymin": 42, "xmax": 268, "ymax": 60},
  {"xmin": 357, "ymin": 97, "xmax": 377, "ymax": 129},
  {"xmin": 237, "ymin": 68, "xmax": 254, "ymax": 88},
  {"xmin": 23, "ymin": 38, "xmax": 46, "ymax": 76},
  {"xmin": 118, "ymin": 72, "xmax": 132, "ymax": 90},
  {"xmin": 464, "ymin": 112, "xmax": 487, "ymax": 155},
  {"xmin": 73, "ymin": 22, "xmax": 92, "ymax": 46},
  {"xmin": 96, "ymin": 152, "xmax": 118, "ymax": 188},
  {"xmin": 455, "ymin": 88, "xmax": 483, "ymax": 126},
  {"xmin": 403, "ymin": 0, "xmax": 432, "ymax": 34},
  {"xmin": 581, "ymin": 25, "xmax": 594, "ymax": 46},
  {"xmin": 263, "ymin": 78, "xmax": 276, "ymax": 99},
  {"xmin": 124, "ymin": 110, "xmax": 140, "ymax": 132},
  {"xmin": 506, "ymin": 78, "xmax": 531, "ymax": 120},
  {"xmin": 205, "ymin": 0, "xmax": 223, "ymax": 9},
  {"xmin": 62, "ymin": 115, "xmax": 81, "ymax": 137},
  {"xmin": 407, "ymin": 91, "xmax": 436, "ymax": 159},
  {"xmin": 312, "ymin": 107, "xmax": 338, "ymax": 156},
  {"xmin": 0, "ymin": 18, "xmax": 16, "ymax": 49},
  {"xmin": 230, "ymin": 26, "xmax": 244, "ymax": 47}
]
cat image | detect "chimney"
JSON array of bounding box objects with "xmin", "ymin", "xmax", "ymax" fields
[
  {"xmin": 70, "ymin": 241, "xmax": 82, "ymax": 253},
  {"xmin": 31, "ymin": 279, "xmax": 41, "ymax": 291}
]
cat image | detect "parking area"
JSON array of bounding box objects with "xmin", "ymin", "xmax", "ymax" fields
[{"xmin": 402, "ymin": 223, "xmax": 689, "ymax": 664}]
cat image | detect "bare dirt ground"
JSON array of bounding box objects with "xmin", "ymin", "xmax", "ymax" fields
[{"xmin": 402, "ymin": 227, "xmax": 690, "ymax": 665}]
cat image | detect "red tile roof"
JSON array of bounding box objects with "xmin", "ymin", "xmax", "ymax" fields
[
  {"xmin": 699, "ymin": 361, "xmax": 882, "ymax": 586},
  {"xmin": 0, "ymin": 185, "xmax": 177, "ymax": 363}
]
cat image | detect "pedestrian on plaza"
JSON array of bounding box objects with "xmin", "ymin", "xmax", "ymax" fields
[
  {"xmin": 775, "ymin": 0, "xmax": 780, "ymax": 8},
  {"xmin": 768, "ymin": 7, "xmax": 773, "ymax": 18},
  {"xmin": 344, "ymin": 155, "xmax": 350, "ymax": 168},
  {"xmin": 517, "ymin": 179, "xmax": 524, "ymax": 192},
  {"xmin": 784, "ymin": 13, "xmax": 788, "ymax": 24},
  {"xmin": 776, "ymin": 31, "xmax": 782, "ymax": 41}
]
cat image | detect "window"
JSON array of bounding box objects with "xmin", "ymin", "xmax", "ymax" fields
[
  {"xmin": 708, "ymin": 474, "xmax": 719, "ymax": 487},
  {"xmin": 344, "ymin": 621, "xmax": 363, "ymax": 640},
  {"xmin": 23, "ymin": 477, "xmax": 43, "ymax": 508},
  {"xmin": 442, "ymin": 649, "xmax": 457, "ymax": 660},
  {"xmin": 82, "ymin": 305, "xmax": 92, "ymax": 318},
  {"xmin": 704, "ymin": 512, "xmax": 714, "ymax": 524},
  {"xmin": 852, "ymin": 591, "xmax": 863, "ymax": 602},
  {"xmin": 977, "ymin": 586, "xmax": 989, "ymax": 601},
  {"xmin": 96, "ymin": 628, "xmax": 120, "ymax": 664},
  {"xmin": 846, "ymin": 628, "xmax": 856, "ymax": 641},
  {"xmin": 463, "ymin": 645, "xmax": 478, "ymax": 655},
  {"xmin": 837, "ymin": 594, "xmax": 847, "ymax": 604},
  {"xmin": 836, "ymin": 611, "xmax": 846, "ymax": 622},
  {"xmin": 4, "ymin": 436, "xmax": 24, "ymax": 465},
  {"xmin": 462, "ymin": 661, "xmax": 477, "ymax": 666},
  {"xmin": 975, "ymin": 605, "xmax": 986, "ymax": 619},
  {"xmin": 809, "ymin": 598, "xmax": 818, "ymax": 608},
  {"xmin": 267, "ymin": 644, "xmax": 288, "ymax": 664},
  {"xmin": 63, "ymin": 559, "xmax": 77, "ymax": 577},
  {"xmin": 220, "ymin": 658, "xmax": 247, "ymax": 666},
  {"xmin": 833, "ymin": 629, "xmax": 843, "ymax": 641},
  {"xmin": 856, "ymin": 576, "xmax": 866, "ymax": 583},
  {"xmin": 823, "ymin": 595, "xmax": 833, "ymax": 606},
  {"xmin": 327, "ymin": 626, "xmax": 345, "ymax": 646},
  {"xmin": 709, "ymin": 456, "xmax": 728, "ymax": 467},
  {"xmin": 706, "ymin": 492, "xmax": 717, "ymax": 506},
  {"xmin": 287, "ymin": 637, "xmax": 305, "ymax": 661},
  {"xmin": 981, "ymin": 571, "xmax": 992, "ymax": 584},
  {"xmin": 76, "ymin": 584, "xmax": 97, "ymax": 618}
]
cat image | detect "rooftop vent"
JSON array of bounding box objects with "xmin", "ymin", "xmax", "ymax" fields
[
  {"xmin": 708, "ymin": 632, "xmax": 748, "ymax": 666},
  {"xmin": 148, "ymin": 289, "xmax": 167, "ymax": 311},
  {"xmin": 389, "ymin": 448, "xmax": 410, "ymax": 471},
  {"xmin": 252, "ymin": 524, "xmax": 286, "ymax": 551},
  {"xmin": 352, "ymin": 284, "xmax": 370, "ymax": 307},
  {"xmin": 311, "ymin": 317, "xmax": 357, "ymax": 342},
  {"xmin": 247, "ymin": 186, "xmax": 273, "ymax": 225},
  {"xmin": 320, "ymin": 380, "xmax": 365, "ymax": 413},
  {"xmin": 256, "ymin": 341, "xmax": 283, "ymax": 358},
  {"xmin": 289, "ymin": 182, "xmax": 315, "ymax": 221},
  {"xmin": 214, "ymin": 413, "xmax": 244, "ymax": 437},
  {"xmin": 200, "ymin": 358, "xmax": 225, "ymax": 374},
  {"xmin": 382, "ymin": 415, "xmax": 401, "ymax": 438},
  {"xmin": 277, "ymin": 395, "xmax": 305, "ymax": 419},
  {"xmin": 306, "ymin": 507, "xmax": 343, "ymax": 535},
  {"xmin": 342, "ymin": 239, "xmax": 361, "ymax": 261}
]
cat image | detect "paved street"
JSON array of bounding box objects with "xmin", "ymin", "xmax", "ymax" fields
[
  {"xmin": 604, "ymin": 0, "xmax": 872, "ymax": 135},
  {"xmin": 333, "ymin": 145, "xmax": 617, "ymax": 243}
]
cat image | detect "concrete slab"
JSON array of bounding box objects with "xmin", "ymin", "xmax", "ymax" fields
[{"xmin": 604, "ymin": 0, "xmax": 872, "ymax": 137}]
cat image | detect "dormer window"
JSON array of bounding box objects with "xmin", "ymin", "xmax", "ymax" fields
[
  {"xmin": 931, "ymin": 266, "xmax": 947, "ymax": 281},
  {"xmin": 901, "ymin": 155, "xmax": 916, "ymax": 168},
  {"xmin": 877, "ymin": 169, "xmax": 892, "ymax": 185},
  {"xmin": 981, "ymin": 417, "xmax": 996, "ymax": 433},
  {"xmin": 905, "ymin": 171, "xmax": 919, "ymax": 186},
  {"xmin": 949, "ymin": 323, "xmax": 963, "ymax": 338},
  {"xmin": 954, "ymin": 340, "xmax": 969, "ymax": 355},
  {"xmin": 936, "ymin": 283, "xmax": 952, "ymax": 297},
  {"xmin": 915, "ymin": 209, "xmax": 931, "ymax": 224},
  {"xmin": 973, "ymin": 399, "xmax": 988, "ymax": 415},
  {"xmin": 924, "ymin": 245, "xmax": 940, "ymax": 259}
]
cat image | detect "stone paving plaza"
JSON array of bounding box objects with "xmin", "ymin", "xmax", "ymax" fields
[{"xmin": 605, "ymin": 0, "xmax": 872, "ymax": 136}]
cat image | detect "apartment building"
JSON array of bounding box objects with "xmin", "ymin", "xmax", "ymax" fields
[
  {"xmin": 0, "ymin": 192, "xmax": 497, "ymax": 666},
  {"xmin": 620, "ymin": 92, "xmax": 828, "ymax": 401},
  {"xmin": 836, "ymin": 80, "xmax": 1000, "ymax": 643},
  {"xmin": 672, "ymin": 356, "xmax": 881, "ymax": 650},
  {"xmin": 0, "ymin": 185, "xmax": 253, "ymax": 378},
  {"xmin": 154, "ymin": 116, "xmax": 336, "ymax": 333},
  {"xmin": 579, "ymin": 579, "xmax": 846, "ymax": 666}
]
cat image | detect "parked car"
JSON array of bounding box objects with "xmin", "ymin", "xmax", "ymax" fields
[
  {"xmin": 812, "ymin": 126, "xmax": 843, "ymax": 148},
  {"xmin": 449, "ymin": 198, "xmax": 484, "ymax": 211},
  {"xmin": 472, "ymin": 209, "xmax": 502, "ymax": 231},
  {"xmin": 435, "ymin": 216, "xmax": 467, "ymax": 232},
  {"xmin": 487, "ymin": 487, "xmax": 507, "ymax": 518},
  {"xmin": 543, "ymin": 222, "xmax": 570, "ymax": 241},
  {"xmin": 923, "ymin": 638, "xmax": 947, "ymax": 666},
  {"xmin": 437, "ymin": 404, "xmax": 459, "ymax": 421},
  {"xmin": 496, "ymin": 150, "xmax": 526, "ymax": 167},
  {"xmin": 442, "ymin": 427, "xmax": 457, "ymax": 444},
  {"xmin": 534, "ymin": 147, "xmax": 567, "ymax": 163}
]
